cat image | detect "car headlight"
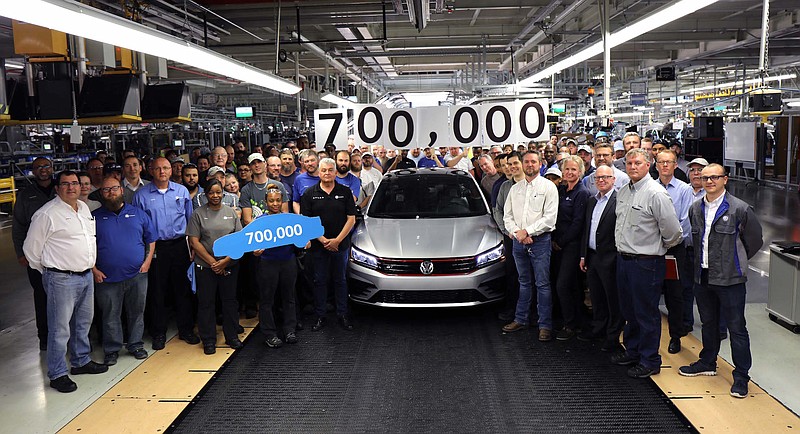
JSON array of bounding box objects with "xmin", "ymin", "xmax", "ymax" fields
[
  {"xmin": 351, "ymin": 246, "xmax": 378, "ymax": 269},
  {"xmin": 475, "ymin": 244, "xmax": 504, "ymax": 268}
]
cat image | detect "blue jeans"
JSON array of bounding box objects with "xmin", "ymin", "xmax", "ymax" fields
[
  {"xmin": 617, "ymin": 255, "xmax": 665, "ymax": 369},
  {"xmin": 311, "ymin": 243, "xmax": 350, "ymax": 318},
  {"xmin": 512, "ymin": 234, "xmax": 553, "ymax": 330},
  {"xmin": 695, "ymin": 271, "xmax": 751, "ymax": 381},
  {"xmin": 43, "ymin": 269, "xmax": 94, "ymax": 380},
  {"xmin": 96, "ymin": 273, "xmax": 148, "ymax": 354}
]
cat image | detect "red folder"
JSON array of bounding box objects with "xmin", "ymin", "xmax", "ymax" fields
[{"xmin": 665, "ymin": 255, "xmax": 679, "ymax": 280}]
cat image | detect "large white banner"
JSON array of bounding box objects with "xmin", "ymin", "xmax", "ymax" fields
[
  {"xmin": 313, "ymin": 108, "xmax": 348, "ymax": 148},
  {"xmin": 414, "ymin": 106, "xmax": 450, "ymax": 149},
  {"xmin": 322, "ymin": 100, "xmax": 549, "ymax": 150},
  {"xmin": 480, "ymin": 102, "xmax": 517, "ymax": 147}
]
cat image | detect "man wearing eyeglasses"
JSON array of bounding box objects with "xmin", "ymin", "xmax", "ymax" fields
[
  {"xmin": 582, "ymin": 143, "xmax": 629, "ymax": 196},
  {"xmin": 655, "ymin": 149, "xmax": 695, "ymax": 354},
  {"xmin": 679, "ymin": 164, "xmax": 762, "ymax": 399},
  {"xmin": 92, "ymin": 177, "xmax": 157, "ymax": 366},
  {"xmin": 579, "ymin": 165, "xmax": 622, "ymax": 352},
  {"xmin": 12, "ymin": 157, "xmax": 56, "ymax": 351},
  {"xmin": 612, "ymin": 148, "xmax": 682, "ymax": 378},
  {"xmin": 24, "ymin": 170, "xmax": 106, "ymax": 393},
  {"xmin": 86, "ymin": 157, "xmax": 105, "ymax": 190}
]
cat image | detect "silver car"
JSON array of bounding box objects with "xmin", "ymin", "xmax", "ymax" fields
[{"xmin": 348, "ymin": 167, "xmax": 505, "ymax": 307}]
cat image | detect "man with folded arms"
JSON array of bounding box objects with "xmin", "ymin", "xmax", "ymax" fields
[
  {"xmin": 92, "ymin": 176, "xmax": 157, "ymax": 366},
  {"xmin": 679, "ymin": 164, "xmax": 762, "ymax": 399},
  {"xmin": 612, "ymin": 148, "xmax": 682, "ymax": 378},
  {"xmin": 24, "ymin": 170, "xmax": 107, "ymax": 393}
]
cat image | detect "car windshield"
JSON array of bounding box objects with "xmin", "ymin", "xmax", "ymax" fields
[{"xmin": 368, "ymin": 173, "xmax": 487, "ymax": 219}]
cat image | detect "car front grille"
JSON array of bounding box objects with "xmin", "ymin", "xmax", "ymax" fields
[
  {"xmin": 369, "ymin": 289, "xmax": 485, "ymax": 304},
  {"xmin": 376, "ymin": 257, "xmax": 475, "ymax": 275}
]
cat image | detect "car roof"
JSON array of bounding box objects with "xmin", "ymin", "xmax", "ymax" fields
[{"xmin": 383, "ymin": 167, "xmax": 471, "ymax": 179}]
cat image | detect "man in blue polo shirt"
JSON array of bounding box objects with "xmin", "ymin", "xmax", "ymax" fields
[
  {"xmin": 292, "ymin": 149, "xmax": 320, "ymax": 214},
  {"xmin": 132, "ymin": 157, "xmax": 197, "ymax": 350},
  {"xmin": 93, "ymin": 177, "xmax": 157, "ymax": 365}
]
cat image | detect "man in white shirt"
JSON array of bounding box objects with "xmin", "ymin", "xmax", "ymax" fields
[
  {"xmin": 360, "ymin": 153, "xmax": 384, "ymax": 187},
  {"xmin": 23, "ymin": 170, "xmax": 107, "ymax": 393},
  {"xmin": 444, "ymin": 147, "xmax": 475, "ymax": 176},
  {"xmin": 502, "ymin": 151, "xmax": 559, "ymax": 341}
]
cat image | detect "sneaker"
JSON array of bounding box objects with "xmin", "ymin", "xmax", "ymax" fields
[
  {"xmin": 284, "ymin": 332, "xmax": 298, "ymax": 344},
  {"xmin": 70, "ymin": 361, "xmax": 109, "ymax": 375},
  {"xmin": 730, "ymin": 378, "xmax": 749, "ymax": 398},
  {"xmin": 152, "ymin": 335, "xmax": 166, "ymax": 350},
  {"xmin": 265, "ymin": 336, "xmax": 283, "ymax": 348},
  {"xmin": 179, "ymin": 333, "xmax": 200, "ymax": 345},
  {"xmin": 538, "ymin": 329, "xmax": 553, "ymax": 342},
  {"xmin": 130, "ymin": 348, "xmax": 148, "ymax": 360},
  {"xmin": 627, "ymin": 364, "xmax": 661, "ymax": 378},
  {"xmin": 49, "ymin": 375, "xmax": 77, "ymax": 393},
  {"xmin": 556, "ymin": 327, "xmax": 576, "ymax": 341},
  {"xmin": 103, "ymin": 352, "xmax": 118, "ymax": 366},
  {"xmin": 502, "ymin": 321, "xmax": 528, "ymax": 333},
  {"xmin": 610, "ymin": 351, "xmax": 639, "ymax": 366},
  {"xmin": 678, "ymin": 361, "xmax": 717, "ymax": 377}
]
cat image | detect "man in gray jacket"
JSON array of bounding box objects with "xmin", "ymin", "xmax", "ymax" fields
[
  {"xmin": 12, "ymin": 157, "xmax": 56, "ymax": 350},
  {"xmin": 678, "ymin": 163, "xmax": 763, "ymax": 399}
]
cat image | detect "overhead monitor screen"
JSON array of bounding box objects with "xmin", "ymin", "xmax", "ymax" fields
[
  {"xmin": 551, "ymin": 103, "xmax": 566, "ymax": 113},
  {"xmin": 235, "ymin": 106, "xmax": 254, "ymax": 118}
]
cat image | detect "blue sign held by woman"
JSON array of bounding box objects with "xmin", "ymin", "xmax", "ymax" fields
[{"xmin": 213, "ymin": 213, "xmax": 324, "ymax": 259}]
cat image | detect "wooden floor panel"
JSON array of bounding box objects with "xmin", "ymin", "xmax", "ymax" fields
[{"xmin": 58, "ymin": 398, "xmax": 187, "ymax": 434}]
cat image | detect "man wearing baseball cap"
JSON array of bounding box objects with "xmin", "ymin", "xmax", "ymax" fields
[
  {"xmin": 687, "ymin": 158, "xmax": 709, "ymax": 200},
  {"xmin": 577, "ymin": 145, "xmax": 594, "ymax": 177}
]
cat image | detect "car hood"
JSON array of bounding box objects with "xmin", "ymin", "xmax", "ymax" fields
[{"xmin": 351, "ymin": 216, "xmax": 502, "ymax": 259}]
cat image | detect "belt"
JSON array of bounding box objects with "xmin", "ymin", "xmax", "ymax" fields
[
  {"xmin": 156, "ymin": 237, "xmax": 185, "ymax": 245},
  {"xmin": 619, "ymin": 253, "xmax": 661, "ymax": 260},
  {"xmin": 45, "ymin": 267, "xmax": 91, "ymax": 275}
]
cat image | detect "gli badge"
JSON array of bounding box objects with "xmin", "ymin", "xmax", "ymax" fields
[{"xmin": 420, "ymin": 260, "xmax": 434, "ymax": 275}]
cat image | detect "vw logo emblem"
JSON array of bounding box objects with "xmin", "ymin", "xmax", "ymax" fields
[{"xmin": 420, "ymin": 260, "xmax": 434, "ymax": 275}]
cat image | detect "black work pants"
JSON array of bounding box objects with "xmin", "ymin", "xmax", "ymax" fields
[
  {"xmin": 585, "ymin": 251, "xmax": 622, "ymax": 342},
  {"xmin": 257, "ymin": 258, "xmax": 297, "ymax": 338},
  {"xmin": 554, "ymin": 242, "xmax": 584, "ymax": 330},
  {"xmin": 148, "ymin": 238, "xmax": 195, "ymax": 338},
  {"xmin": 196, "ymin": 264, "xmax": 239, "ymax": 344},
  {"xmin": 663, "ymin": 243, "xmax": 686, "ymax": 338},
  {"xmin": 28, "ymin": 266, "xmax": 48, "ymax": 343},
  {"xmin": 501, "ymin": 234, "xmax": 520, "ymax": 315}
]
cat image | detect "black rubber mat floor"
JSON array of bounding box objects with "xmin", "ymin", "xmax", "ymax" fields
[{"xmin": 170, "ymin": 308, "xmax": 694, "ymax": 433}]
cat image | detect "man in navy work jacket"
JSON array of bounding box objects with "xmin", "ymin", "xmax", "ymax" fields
[{"xmin": 678, "ymin": 163, "xmax": 763, "ymax": 399}]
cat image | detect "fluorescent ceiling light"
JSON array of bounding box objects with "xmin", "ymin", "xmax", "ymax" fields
[
  {"xmin": 519, "ymin": 0, "xmax": 720, "ymax": 85},
  {"xmin": 401, "ymin": 92, "xmax": 450, "ymax": 107},
  {"xmin": 321, "ymin": 93, "xmax": 356, "ymax": 107},
  {"xmin": 1, "ymin": 0, "xmax": 301, "ymax": 95},
  {"xmin": 681, "ymin": 73, "xmax": 797, "ymax": 94}
]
